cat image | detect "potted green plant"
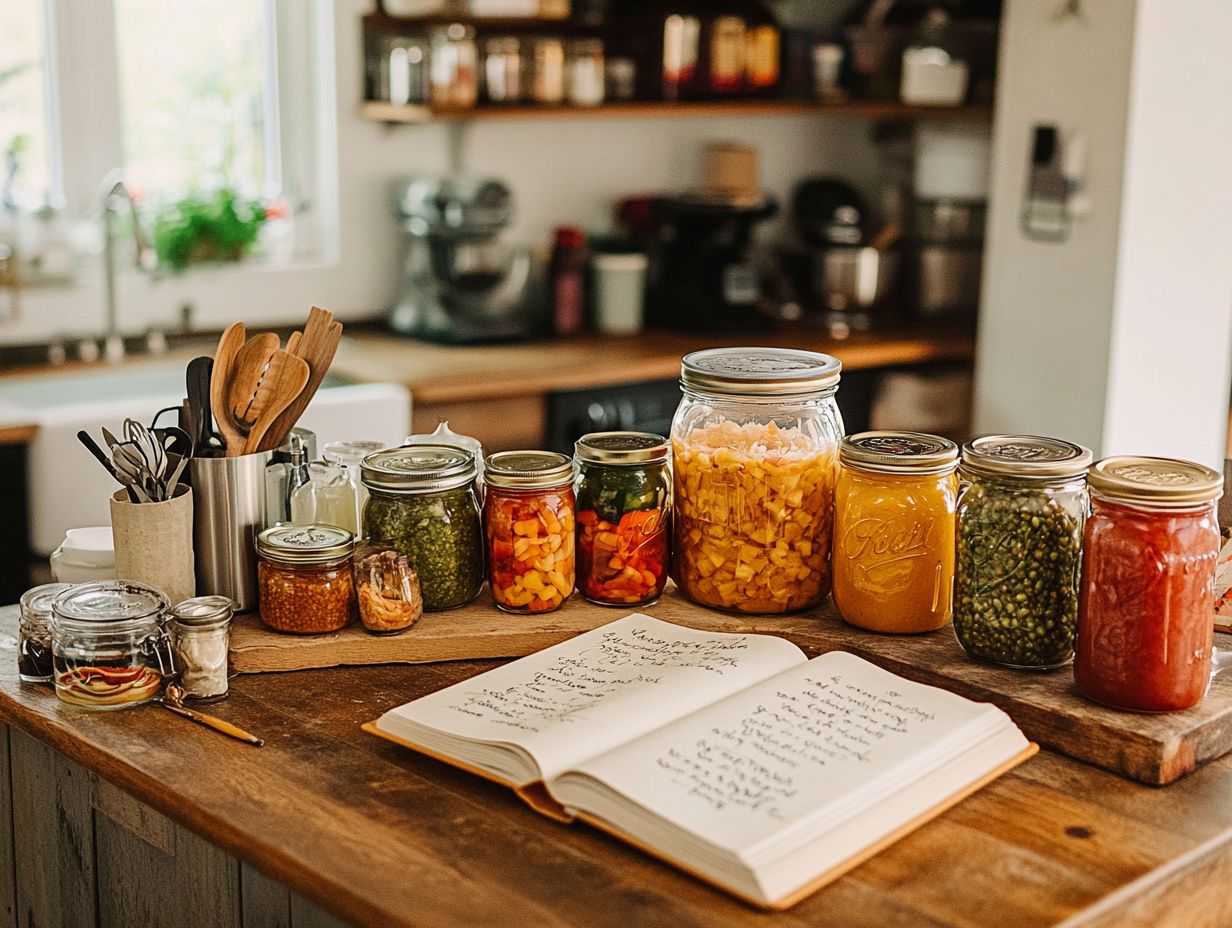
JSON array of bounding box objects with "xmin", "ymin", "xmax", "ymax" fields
[{"xmin": 152, "ymin": 188, "xmax": 267, "ymax": 272}]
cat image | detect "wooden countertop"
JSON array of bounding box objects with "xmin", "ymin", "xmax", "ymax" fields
[{"xmin": 1, "ymin": 599, "xmax": 1230, "ymax": 928}]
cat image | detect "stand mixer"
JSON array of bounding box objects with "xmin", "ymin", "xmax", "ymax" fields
[{"xmin": 389, "ymin": 176, "xmax": 546, "ymax": 343}]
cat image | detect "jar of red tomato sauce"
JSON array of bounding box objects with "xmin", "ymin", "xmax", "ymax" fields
[
  {"xmin": 484, "ymin": 451, "xmax": 577, "ymax": 614},
  {"xmin": 1074, "ymin": 456, "xmax": 1223, "ymax": 712}
]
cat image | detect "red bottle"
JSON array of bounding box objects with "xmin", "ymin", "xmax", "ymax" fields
[
  {"xmin": 550, "ymin": 226, "xmax": 587, "ymax": 337},
  {"xmin": 1074, "ymin": 456, "xmax": 1223, "ymax": 712}
]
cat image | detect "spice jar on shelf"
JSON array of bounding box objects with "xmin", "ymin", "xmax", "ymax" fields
[
  {"xmin": 567, "ymin": 38, "xmax": 606, "ymax": 106},
  {"xmin": 953, "ymin": 435, "xmax": 1092, "ymax": 669},
  {"xmin": 430, "ymin": 23, "xmax": 479, "ymax": 109},
  {"xmin": 168, "ymin": 595, "xmax": 234, "ymax": 702},
  {"xmin": 1075, "ymin": 456, "xmax": 1223, "ymax": 712},
  {"xmin": 257, "ymin": 524, "xmax": 356, "ymax": 634},
  {"xmin": 361, "ymin": 446, "xmax": 485, "ymax": 612},
  {"xmin": 483, "ymin": 36, "xmax": 524, "ymax": 103},
  {"xmin": 484, "ymin": 451, "xmax": 576, "ymax": 613},
  {"xmin": 833, "ymin": 432, "xmax": 958, "ymax": 634},
  {"xmin": 50, "ymin": 581, "xmax": 173, "ymax": 710},
  {"xmin": 575, "ymin": 432, "xmax": 670, "ymax": 607},
  {"xmin": 18, "ymin": 582, "xmax": 71, "ymax": 682},
  {"xmin": 671, "ymin": 347, "xmax": 843, "ymax": 614},
  {"xmin": 530, "ymin": 37, "xmax": 566, "ymax": 104}
]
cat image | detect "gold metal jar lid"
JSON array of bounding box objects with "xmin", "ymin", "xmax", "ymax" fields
[
  {"xmin": 960, "ymin": 434, "xmax": 1093, "ymax": 481},
  {"xmin": 1088, "ymin": 455, "xmax": 1223, "ymax": 507},
  {"xmin": 680, "ymin": 347, "xmax": 841, "ymax": 397},
  {"xmin": 575, "ymin": 432, "xmax": 668, "ymax": 465},
  {"xmin": 840, "ymin": 431, "xmax": 958, "ymax": 475},
  {"xmin": 360, "ymin": 445, "xmax": 476, "ymax": 493},
  {"xmin": 484, "ymin": 450, "xmax": 575, "ymax": 489},
  {"xmin": 256, "ymin": 524, "xmax": 355, "ymax": 566}
]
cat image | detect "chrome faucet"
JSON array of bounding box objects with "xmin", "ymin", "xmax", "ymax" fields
[{"xmin": 100, "ymin": 172, "xmax": 154, "ymax": 362}]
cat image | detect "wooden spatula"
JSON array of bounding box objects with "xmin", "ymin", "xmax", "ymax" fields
[
  {"xmin": 241, "ymin": 351, "xmax": 311, "ymax": 455},
  {"xmin": 258, "ymin": 306, "xmax": 344, "ymax": 452},
  {"xmin": 227, "ymin": 331, "xmax": 281, "ymax": 425},
  {"xmin": 210, "ymin": 322, "xmax": 247, "ymax": 455}
]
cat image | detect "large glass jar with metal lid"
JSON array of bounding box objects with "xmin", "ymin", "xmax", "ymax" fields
[
  {"xmin": 953, "ymin": 435, "xmax": 1093, "ymax": 669},
  {"xmin": 19, "ymin": 582, "xmax": 70, "ymax": 682},
  {"xmin": 833, "ymin": 431, "xmax": 958, "ymax": 634},
  {"xmin": 362, "ymin": 445, "xmax": 484, "ymax": 612},
  {"xmin": 1075, "ymin": 457, "xmax": 1223, "ymax": 712},
  {"xmin": 574, "ymin": 432, "xmax": 670, "ymax": 606},
  {"xmin": 257, "ymin": 524, "xmax": 356, "ymax": 634},
  {"xmin": 484, "ymin": 451, "xmax": 576, "ymax": 614},
  {"xmin": 671, "ymin": 347, "xmax": 843, "ymax": 614},
  {"xmin": 50, "ymin": 581, "xmax": 173, "ymax": 710}
]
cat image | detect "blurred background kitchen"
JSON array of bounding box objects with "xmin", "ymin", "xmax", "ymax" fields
[{"xmin": 0, "ymin": 0, "xmax": 1229, "ymax": 600}]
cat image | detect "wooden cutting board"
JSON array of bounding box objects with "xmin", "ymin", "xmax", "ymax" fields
[{"xmin": 229, "ymin": 588, "xmax": 1232, "ymax": 786}]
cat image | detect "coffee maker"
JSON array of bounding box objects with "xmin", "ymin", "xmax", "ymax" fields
[{"xmin": 389, "ymin": 176, "xmax": 546, "ymax": 343}]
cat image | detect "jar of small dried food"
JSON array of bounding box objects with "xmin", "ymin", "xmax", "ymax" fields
[
  {"xmin": 575, "ymin": 432, "xmax": 670, "ymax": 606},
  {"xmin": 51, "ymin": 581, "xmax": 173, "ymax": 710},
  {"xmin": 1075, "ymin": 457, "xmax": 1223, "ymax": 712},
  {"xmin": 362, "ymin": 446, "xmax": 484, "ymax": 612},
  {"xmin": 833, "ymin": 432, "xmax": 958, "ymax": 633},
  {"xmin": 355, "ymin": 543, "xmax": 424, "ymax": 635},
  {"xmin": 257, "ymin": 525, "xmax": 356, "ymax": 634},
  {"xmin": 485, "ymin": 451, "xmax": 576, "ymax": 614},
  {"xmin": 671, "ymin": 347, "xmax": 843, "ymax": 614},
  {"xmin": 19, "ymin": 582, "xmax": 71, "ymax": 682},
  {"xmin": 168, "ymin": 595, "xmax": 234, "ymax": 702},
  {"xmin": 954, "ymin": 435, "xmax": 1092, "ymax": 669}
]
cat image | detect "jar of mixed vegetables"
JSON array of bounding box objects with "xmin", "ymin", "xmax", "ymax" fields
[
  {"xmin": 257, "ymin": 524, "xmax": 357, "ymax": 633},
  {"xmin": 953, "ymin": 435, "xmax": 1092, "ymax": 669},
  {"xmin": 833, "ymin": 431, "xmax": 958, "ymax": 633},
  {"xmin": 484, "ymin": 451, "xmax": 576, "ymax": 614},
  {"xmin": 1075, "ymin": 456, "xmax": 1223, "ymax": 712},
  {"xmin": 671, "ymin": 347, "xmax": 843, "ymax": 614},
  {"xmin": 574, "ymin": 432, "xmax": 670, "ymax": 606},
  {"xmin": 361, "ymin": 446, "xmax": 484, "ymax": 612}
]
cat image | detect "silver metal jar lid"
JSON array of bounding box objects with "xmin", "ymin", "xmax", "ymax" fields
[
  {"xmin": 20, "ymin": 582, "xmax": 72, "ymax": 619},
  {"xmin": 169, "ymin": 595, "xmax": 235, "ymax": 627},
  {"xmin": 256, "ymin": 524, "xmax": 355, "ymax": 565},
  {"xmin": 575, "ymin": 432, "xmax": 669, "ymax": 465},
  {"xmin": 840, "ymin": 431, "xmax": 958, "ymax": 475},
  {"xmin": 53, "ymin": 580, "xmax": 168, "ymax": 624},
  {"xmin": 1088, "ymin": 455, "xmax": 1223, "ymax": 507},
  {"xmin": 960, "ymin": 434, "xmax": 1093, "ymax": 481},
  {"xmin": 484, "ymin": 451, "xmax": 575, "ymax": 490},
  {"xmin": 680, "ymin": 347, "xmax": 841, "ymax": 397},
  {"xmin": 360, "ymin": 445, "xmax": 476, "ymax": 493}
]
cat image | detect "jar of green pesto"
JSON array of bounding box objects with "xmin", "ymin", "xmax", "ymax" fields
[
  {"xmin": 361, "ymin": 445, "xmax": 484, "ymax": 611},
  {"xmin": 954, "ymin": 435, "xmax": 1092, "ymax": 670}
]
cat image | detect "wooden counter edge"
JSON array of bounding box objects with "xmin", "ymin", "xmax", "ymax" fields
[{"xmin": 0, "ymin": 424, "xmax": 36, "ymax": 446}]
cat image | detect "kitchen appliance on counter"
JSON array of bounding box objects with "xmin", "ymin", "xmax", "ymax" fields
[{"xmin": 389, "ymin": 176, "xmax": 546, "ymax": 343}]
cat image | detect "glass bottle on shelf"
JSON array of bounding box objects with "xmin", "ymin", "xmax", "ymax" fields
[
  {"xmin": 482, "ymin": 37, "xmax": 524, "ymax": 104},
  {"xmin": 567, "ymin": 39, "xmax": 606, "ymax": 107},
  {"xmin": 430, "ymin": 23, "xmax": 479, "ymax": 109},
  {"xmin": 530, "ymin": 36, "xmax": 566, "ymax": 104}
]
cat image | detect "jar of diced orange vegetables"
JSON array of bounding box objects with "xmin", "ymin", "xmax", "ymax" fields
[
  {"xmin": 671, "ymin": 348, "xmax": 844, "ymax": 614},
  {"xmin": 484, "ymin": 451, "xmax": 577, "ymax": 614},
  {"xmin": 574, "ymin": 432, "xmax": 670, "ymax": 606}
]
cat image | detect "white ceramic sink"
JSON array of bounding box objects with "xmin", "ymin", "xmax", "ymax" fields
[{"xmin": 1, "ymin": 362, "xmax": 411, "ymax": 555}]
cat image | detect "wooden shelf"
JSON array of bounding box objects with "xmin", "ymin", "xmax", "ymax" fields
[{"xmin": 361, "ymin": 99, "xmax": 995, "ymax": 125}]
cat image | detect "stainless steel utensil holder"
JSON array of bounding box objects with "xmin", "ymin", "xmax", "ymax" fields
[{"xmin": 190, "ymin": 452, "xmax": 270, "ymax": 612}]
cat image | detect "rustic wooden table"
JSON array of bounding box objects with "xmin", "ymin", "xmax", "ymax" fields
[{"xmin": 1, "ymin": 601, "xmax": 1231, "ymax": 928}]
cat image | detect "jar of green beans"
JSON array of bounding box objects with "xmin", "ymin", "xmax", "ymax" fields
[
  {"xmin": 361, "ymin": 445, "xmax": 484, "ymax": 612},
  {"xmin": 953, "ymin": 435, "xmax": 1092, "ymax": 669}
]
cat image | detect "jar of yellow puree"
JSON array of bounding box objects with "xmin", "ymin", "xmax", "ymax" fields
[{"xmin": 833, "ymin": 431, "xmax": 959, "ymax": 633}]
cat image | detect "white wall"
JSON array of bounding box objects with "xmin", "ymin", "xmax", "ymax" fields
[
  {"xmin": 975, "ymin": 0, "xmax": 1232, "ymax": 467},
  {"xmin": 6, "ymin": 0, "xmax": 882, "ymax": 345}
]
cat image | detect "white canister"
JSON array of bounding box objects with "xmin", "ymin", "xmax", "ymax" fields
[
  {"xmin": 592, "ymin": 252, "xmax": 648, "ymax": 335},
  {"xmin": 50, "ymin": 526, "xmax": 116, "ymax": 583},
  {"xmin": 900, "ymin": 46, "xmax": 969, "ymax": 106}
]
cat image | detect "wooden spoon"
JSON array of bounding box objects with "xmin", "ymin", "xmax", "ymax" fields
[
  {"xmin": 210, "ymin": 323, "xmax": 247, "ymax": 455},
  {"xmin": 226, "ymin": 331, "xmax": 281, "ymax": 426},
  {"xmin": 259, "ymin": 306, "xmax": 343, "ymax": 452},
  {"xmin": 241, "ymin": 351, "xmax": 310, "ymax": 455}
]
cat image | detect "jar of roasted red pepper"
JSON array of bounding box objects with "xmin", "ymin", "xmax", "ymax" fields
[
  {"xmin": 574, "ymin": 432, "xmax": 670, "ymax": 606},
  {"xmin": 1074, "ymin": 456, "xmax": 1223, "ymax": 712},
  {"xmin": 484, "ymin": 451, "xmax": 577, "ymax": 613}
]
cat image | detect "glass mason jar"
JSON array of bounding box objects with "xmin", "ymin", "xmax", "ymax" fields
[
  {"xmin": 51, "ymin": 581, "xmax": 173, "ymax": 710},
  {"xmin": 324, "ymin": 440, "xmax": 386, "ymax": 534},
  {"xmin": 430, "ymin": 23, "xmax": 479, "ymax": 109},
  {"xmin": 833, "ymin": 431, "xmax": 958, "ymax": 633},
  {"xmin": 483, "ymin": 36, "xmax": 524, "ymax": 103},
  {"xmin": 566, "ymin": 38, "xmax": 606, "ymax": 106},
  {"xmin": 671, "ymin": 347, "xmax": 844, "ymax": 614},
  {"xmin": 19, "ymin": 582, "xmax": 71, "ymax": 682},
  {"xmin": 354, "ymin": 541, "xmax": 424, "ymax": 636},
  {"xmin": 362, "ymin": 445, "xmax": 484, "ymax": 612},
  {"xmin": 167, "ymin": 595, "xmax": 234, "ymax": 702},
  {"xmin": 1074, "ymin": 456, "xmax": 1223, "ymax": 712},
  {"xmin": 484, "ymin": 451, "xmax": 576, "ymax": 614},
  {"xmin": 574, "ymin": 432, "xmax": 670, "ymax": 607},
  {"xmin": 257, "ymin": 524, "xmax": 356, "ymax": 634},
  {"xmin": 530, "ymin": 37, "xmax": 566, "ymax": 104},
  {"xmin": 953, "ymin": 435, "xmax": 1093, "ymax": 669}
]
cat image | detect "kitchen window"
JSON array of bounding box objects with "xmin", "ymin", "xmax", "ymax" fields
[{"xmin": 0, "ymin": 0, "xmax": 53, "ymax": 210}]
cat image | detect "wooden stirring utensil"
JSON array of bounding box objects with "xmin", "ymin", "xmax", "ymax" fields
[
  {"xmin": 241, "ymin": 350, "xmax": 310, "ymax": 455},
  {"xmin": 210, "ymin": 323, "xmax": 248, "ymax": 455},
  {"xmin": 226, "ymin": 331, "xmax": 281, "ymax": 427},
  {"xmin": 258, "ymin": 306, "xmax": 343, "ymax": 452},
  {"xmin": 160, "ymin": 684, "xmax": 264, "ymax": 747}
]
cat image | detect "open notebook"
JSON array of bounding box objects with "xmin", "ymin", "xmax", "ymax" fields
[{"xmin": 365, "ymin": 614, "xmax": 1035, "ymax": 909}]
